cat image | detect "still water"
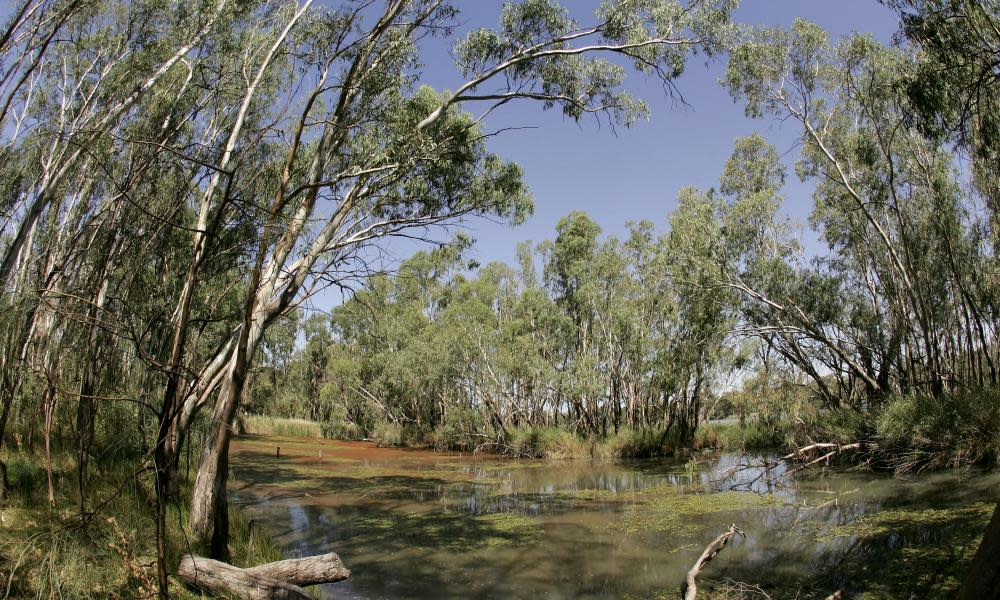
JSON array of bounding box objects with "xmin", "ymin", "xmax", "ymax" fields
[{"xmin": 230, "ymin": 436, "xmax": 999, "ymax": 599}]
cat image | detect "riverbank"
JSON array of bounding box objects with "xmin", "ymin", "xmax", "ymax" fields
[
  {"xmin": 0, "ymin": 447, "xmax": 285, "ymax": 598},
  {"xmin": 251, "ymin": 387, "xmax": 1000, "ymax": 470},
  {"xmin": 244, "ymin": 414, "xmax": 785, "ymax": 458}
]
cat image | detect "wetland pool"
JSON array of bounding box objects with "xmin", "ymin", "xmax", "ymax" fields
[{"xmin": 229, "ymin": 436, "xmax": 999, "ymax": 599}]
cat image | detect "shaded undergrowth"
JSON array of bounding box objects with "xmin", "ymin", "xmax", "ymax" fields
[{"xmin": 0, "ymin": 447, "xmax": 283, "ymax": 598}]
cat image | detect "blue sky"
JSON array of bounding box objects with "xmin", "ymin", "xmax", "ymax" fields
[{"xmin": 397, "ymin": 0, "xmax": 899, "ymax": 272}]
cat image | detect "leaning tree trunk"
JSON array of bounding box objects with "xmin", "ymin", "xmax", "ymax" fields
[
  {"xmin": 189, "ymin": 374, "xmax": 241, "ymax": 559},
  {"xmin": 957, "ymin": 501, "xmax": 1000, "ymax": 600}
]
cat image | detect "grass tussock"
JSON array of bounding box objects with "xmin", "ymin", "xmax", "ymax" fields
[
  {"xmin": 371, "ymin": 422, "xmax": 405, "ymax": 447},
  {"xmin": 507, "ymin": 427, "xmax": 589, "ymax": 459},
  {"xmin": 241, "ymin": 414, "xmax": 323, "ymax": 438},
  {"xmin": 875, "ymin": 388, "xmax": 1000, "ymax": 472},
  {"xmin": 790, "ymin": 387, "xmax": 1000, "ymax": 473}
]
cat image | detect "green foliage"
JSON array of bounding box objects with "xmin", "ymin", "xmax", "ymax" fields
[
  {"xmin": 452, "ymin": 0, "xmax": 736, "ymax": 126},
  {"xmin": 429, "ymin": 405, "xmax": 488, "ymax": 452},
  {"xmin": 713, "ymin": 421, "xmax": 787, "ymax": 452},
  {"xmin": 876, "ymin": 390, "xmax": 1000, "ymax": 472},
  {"xmin": 890, "ymin": 0, "xmax": 1000, "ymax": 231}
]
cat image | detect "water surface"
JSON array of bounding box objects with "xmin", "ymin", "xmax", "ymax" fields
[{"xmin": 230, "ymin": 436, "xmax": 999, "ymax": 599}]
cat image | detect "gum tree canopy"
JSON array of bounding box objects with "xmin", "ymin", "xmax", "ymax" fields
[{"xmin": 0, "ymin": 0, "xmax": 735, "ymax": 595}]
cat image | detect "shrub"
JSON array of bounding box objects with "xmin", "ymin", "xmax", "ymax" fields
[
  {"xmin": 594, "ymin": 427, "xmax": 669, "ymax": 458},
  {"xmin": 321, "ymin": 419, "xmax": 362, "ymax": 440},
  {"xmin": 4, "ymin": 455, "xmax": 47, "ymax": 500},
  {"xmin": 429, "ymin": 406, "xmax": 487, "ymax": 452},
  {"xmin": 692, "ymin": 424, "xmax": 722, "ymax": 450},
  {"xmin": 371, "ymin": 421, "xmax": 404, "ymax": 447},
  {"xmin": 715, "ymin": 421, "xmax": 788, "ymax": 451}
]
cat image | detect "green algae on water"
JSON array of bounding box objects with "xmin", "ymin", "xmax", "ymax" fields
[
  {"xmin": 346, "ymin": 507, "xmax": 541, "ymax": 553},
  {"xmin": 821, "ymin": 501, "xmax": 994, "ymax": 541},
  {"xmin": 812, "ymin": 501, "xmax": 994, "ymax": 600},
  {"xmin": 612, "ymin": 489, "xmax": 781, "ymax": 535}
]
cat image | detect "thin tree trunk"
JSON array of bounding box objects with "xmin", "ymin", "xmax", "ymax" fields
[
  {"xmin": 76, "ymin": 361, "xmax": 98, "ymax": 512},
  {"xmin": 42, "ymin": 378, "xmax": 57, "ymax": 507}
]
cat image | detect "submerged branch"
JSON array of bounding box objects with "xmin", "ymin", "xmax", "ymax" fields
[{"xmin": 682, "ymin": 523, "xmax": 744, "ymax": 600}]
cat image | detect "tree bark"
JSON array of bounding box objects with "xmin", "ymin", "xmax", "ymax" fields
[
  {"xmin": 243, "ymin": 552, "xmax": 350, "ymax": 586},
  {"xmin": 42, "ymin": 378, "xmax": 57, "ymax": 508},
  {"xmin": 189, "ymin": 378, "xmax": 240, "ymax": 559},
  {"xmin": 0, "ymin": 382, "xmax": 13, "ymax": 501},
  {"xmin": 957, "ymin": 501, "xmax": 1000, "ymax": 600}
]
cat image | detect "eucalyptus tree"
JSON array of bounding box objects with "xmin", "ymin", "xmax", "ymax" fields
[
  {"xmin": 724, "ymin": 21, "xmax": 996, "ymax": 401},
  {"xmin": 885, "ymin": 3, "xmax": 1000, "ymax": 597},
  {"xmin": 0, "ymin": 0, "xmax": 232, "ymax": 502},
  {"xmin": 320, "ymin": 207, "xmax": 745, "ymax": 445},
  {"xmin": 662, "ymin": 187, "xmax": 736, "ymax": 438},
  {"xmin": 886, "ymin": 0, "xmax": 1000, "ymax": 233},
  {"xmin": 545, "ymin": 211, "xmax": 603, "ymax": 432},
  {"xmin": 300, "ymin": 314, "xmax": 333, "ymax": 422}
]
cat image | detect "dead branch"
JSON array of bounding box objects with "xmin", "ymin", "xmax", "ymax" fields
[
  {"xmin": 682, "ymin": 523, "xmax": 744, "ymax": 600},
  {"xmin": 779, "ymin": 443, "xmax": 863, "ymax": 481}
]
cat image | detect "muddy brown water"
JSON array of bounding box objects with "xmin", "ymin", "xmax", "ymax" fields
[{"xmin": 230, "ymin": 436, "xmax": 1000, "ymax": 599}]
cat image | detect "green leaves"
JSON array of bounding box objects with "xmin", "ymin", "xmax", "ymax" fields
[{"xmin": 446, "ymin": 0, "xmax": 734, "ymax": 127}]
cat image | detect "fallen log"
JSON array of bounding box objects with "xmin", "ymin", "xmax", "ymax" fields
[
  {"xmin": 681, "ymin": 523, "xmax": 743, "ymax": 600},
  {"xmin": 177, "ymin": 552, "xmax": 350, "ymax": 600},
  {"xmin": 245, "ymin": 552, "xmax": 350, "ymax": 586}
]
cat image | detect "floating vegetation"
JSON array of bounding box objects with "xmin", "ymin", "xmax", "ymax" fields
[
  {"xmin": 821, "ymin": 501, "xmax": 994, "ymax": 541},
  {"xmin": 808, "ymin": 501, "xmax": 995, "ymax": 599},
  {"xmin": 345, "ymin": 508, "xmax": 541, "ymax": 553},
  {"xmin": 612, "ymin": 489, "xmax": 781, "ymax": 535}
]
